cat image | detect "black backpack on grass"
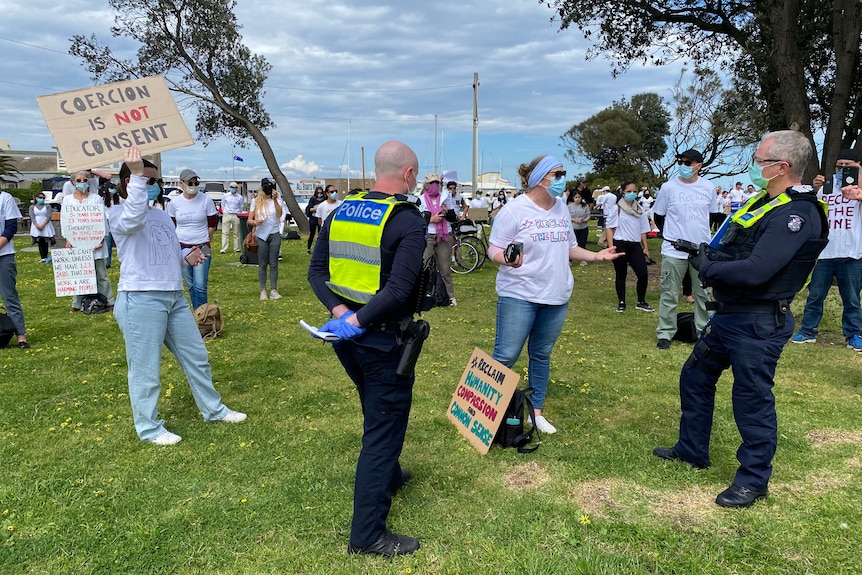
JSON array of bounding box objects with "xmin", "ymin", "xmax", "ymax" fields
[
  {"xmin": 0, "ymin": 308, "xmax": 14, "ymax": 348},
  {"xmin": 493, "ymin": 388, "xmax": 540, "ymax": 453}
]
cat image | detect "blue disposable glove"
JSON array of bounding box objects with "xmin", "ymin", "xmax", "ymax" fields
[
  {"xmin": 329, "ymin": 313, "xmax": 366, "ymax": 340},
  {"xmin": 319, "ymin": 318, "xmax": 340, "ymax": 335}
]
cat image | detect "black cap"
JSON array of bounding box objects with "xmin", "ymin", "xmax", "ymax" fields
[
  {"xmin": 837, "ymin": 149, "xmax": 860, "ymax": 162},
  {"xmin": 260, "ymin": 177, "xmax": 274, "ymax": 186},
  {"xmin": 676, "ymin": 149, "xmax": 704, "ymax": 163}
]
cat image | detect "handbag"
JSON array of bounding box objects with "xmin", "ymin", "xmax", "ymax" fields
[{"xmin": 243, "ymin": 227, "xmax": 258, "ymax": 253}]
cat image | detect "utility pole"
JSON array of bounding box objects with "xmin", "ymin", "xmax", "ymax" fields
[{"xmin": 472, "ymin": 72, "xmax": 479, "ymax": 197}]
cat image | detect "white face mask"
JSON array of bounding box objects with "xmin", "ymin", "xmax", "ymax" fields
[{"xmin": 185, "ymin": 184, "xmax": 199, "ymax": 195}]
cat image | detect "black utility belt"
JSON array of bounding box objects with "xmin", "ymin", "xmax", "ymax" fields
[{"xmin": 707, "ymin": 300, "xmax": 788, "ymax": 314}]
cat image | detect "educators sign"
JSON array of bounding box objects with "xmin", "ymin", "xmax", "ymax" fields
[
  {"xmin": 52, "ymin": 248, "xmax": 97, "ymax": 297},
  {"xmin": 36, "ymin": 75, "xmax": 194, "ymax": 172},
  {"xmin": 60, "ymin": 203, "xmax": 105, "ymax": 251},
  {"xmin": 448, "ymin": 348, "xmax": 519, "ymax": 454}
]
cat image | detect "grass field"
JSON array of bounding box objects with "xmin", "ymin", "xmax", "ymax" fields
[{"xmin": 1, "ymin": 232, "xmax": 860, "ymax": 575}]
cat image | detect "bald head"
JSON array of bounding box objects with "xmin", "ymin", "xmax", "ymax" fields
[{"xmin": 373, "ymin": 140, "xmax": 418, "ymax": 195}]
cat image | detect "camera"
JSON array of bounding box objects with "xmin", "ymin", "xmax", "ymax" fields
[
  {"xmin": 671, "ymin": 239, "xmax": 700, "ymax": 255},
  {"xmin": 504, "ymin": 242, "xmax": 523, "ymax": 263}
]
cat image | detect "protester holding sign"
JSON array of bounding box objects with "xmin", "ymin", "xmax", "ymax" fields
[
  {"xmin": 488, "ymin": 155, "xmax": 620, "ymax": 434},
  {"xmin": 111, "ymin": 147, "xmax": 246, "ymax": 445},
  {"xmin": 167, "ymin": 168, "xmax": 217, "ymax": 309},
  {"xmin": 62, "ymin": 171, "xmax": 114, "ymax": 312}
]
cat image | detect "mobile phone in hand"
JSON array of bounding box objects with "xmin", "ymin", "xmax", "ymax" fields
[
  {"xmin": 842, "ymin": 166, "xmax": 859, "ymax": 187},
  {"xmin": 199, "ymin": 245, "xmax": 211, "ymax": 257},
  {"xmin": 184, "ymin": 249, "xmax": 198, "ymax": 265},
  {"xmin": 504, "ymin": 242, "xmax": 523, "ymax": 263}
]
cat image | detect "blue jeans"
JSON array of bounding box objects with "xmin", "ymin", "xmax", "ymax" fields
[
  {"xmin": 798, "ymin": 258, "xmax": 862, "ymax": 340},
  {"xmin": 492, "ymin": 296, "xmax": 568, "ymax": 410},
  {"xmin": 674, "ymin": 311, "xmax": 794, "ymax": 490},
  {"xmin": 114, "ymin": 290, "xmax": 228, "ymax": 441},
  {"xmin": 182, "ymin": 253, "xmax": 211, "ymax": 310}
]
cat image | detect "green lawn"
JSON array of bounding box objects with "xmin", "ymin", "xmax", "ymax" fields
[{"xmin": 1, "ymin": 233, "xmax": 860, "ymax": 574}]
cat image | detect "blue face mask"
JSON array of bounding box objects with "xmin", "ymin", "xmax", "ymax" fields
[
  {"xmin": 37, "ymin": 198, "xmax": 45, "ymax": 205},
  {"xmin": 329, "ymin": 192, "xmax": 338, "ymax": 200},
  {"xmin": 678, "ymin": 165, "xmax": 694, "ymax": 179},
  {"xmin": 548, "ymin": 177, "xmax": 567, "ymax": 197},
  {"xmin": 75, "ymin": 182, "xmax": 89, "ymax": 192},
  {"xmin": 147, "ymin": 184, "xmax": 161, "ymax": 201},
  {"xmin": 108, "ymin": 188, "xmax": 117, "ymax": 195},
  {"xmin": 624, "ymin": 192, "xmax": 638, "ymax": 202}
]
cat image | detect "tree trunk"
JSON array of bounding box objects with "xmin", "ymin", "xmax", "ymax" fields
[
  {"xmin": 242, "ymin": 120, "xmax": 310, "ymax": 234},
  {"xmin": 766, "ymin": 0, "xmax": 819, "ymax": 179},
  {"xmin": 821, "ymin": 0, "xmax": 862, "ymax": 173}
]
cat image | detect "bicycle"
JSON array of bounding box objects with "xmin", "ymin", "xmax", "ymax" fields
[
  {"xmin": 452, "ymin": 219, "xmax": 488, "ymax": 270},
  {"xmin": 451, "ymin": 236, "xmax": 480, "ymax": 274}
]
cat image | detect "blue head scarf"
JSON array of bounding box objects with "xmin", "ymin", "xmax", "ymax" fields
[{"xmin": 527, "ymin": 155, "xmax": 563, "ymax": 189}]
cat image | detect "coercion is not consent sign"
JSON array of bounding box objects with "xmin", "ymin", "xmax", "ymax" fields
[{"xmin": 36, "ymin": 75, "xmax": 194, "ymax": 172}]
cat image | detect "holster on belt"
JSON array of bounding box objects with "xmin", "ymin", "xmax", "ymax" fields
[{"xmin": 395, "ymin": 318, "xmax": 430, "ymax": 377}]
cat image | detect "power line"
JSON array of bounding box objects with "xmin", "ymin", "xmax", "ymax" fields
[{"xmin": 0, "ymin": 35, "xmax": 73, "ymax": 56}]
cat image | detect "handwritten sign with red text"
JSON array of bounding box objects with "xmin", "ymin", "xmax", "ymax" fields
[
  {"xmin": 60, "ymin": 203, "xmax": 106, "ymax": 251},
  {"xmin": 36, "ymin": 75, "xmax": 193, "ymax": 172},
  {"xmin": 52, "ymin": 248, "xmax": 97, "ymax": 297},
  {"xmin": 448, "ymin": 348, "xmax": 519, "ymax": 454}
]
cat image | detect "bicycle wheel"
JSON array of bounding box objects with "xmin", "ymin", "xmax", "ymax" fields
[
  {"xmin": 451, "ymin": 241, "xmax": 480, "ymax": 274},
  {"xmin": 459, "ymin": 235, "xmax": 487, "ymax": 269}
]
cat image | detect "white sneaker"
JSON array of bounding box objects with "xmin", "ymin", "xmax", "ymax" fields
[
  {"xmin": 579, "ymin": 260, "xmax": 588, "ymax": 267},
  {"xmin": 150, "ymin": 431, "xmax": 182, "ymax": 445},
  {"xmin": 269, "ymin": 290, "xmax": 282, "ymax": 300},
  {"xmin": 260, "ymin": 290, "xmax": 268, "ymax": 300},
  {"xmin": 449, "ymin": 298, "xmax": 457, "ymax": 307},
  {"xmin": 529, "ymin": 415, "xmax": 557, "ymax": 434},
  {"xmin": 219, "ymin": 409, "xmax": 247, "ymax": 423},
  {"xmin": 219, "ymin": 249, "xmax": 227, "ymax": 254}
]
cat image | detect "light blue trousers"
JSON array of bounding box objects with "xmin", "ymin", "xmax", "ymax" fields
[{"xmin": 114, "ymin": 290, "xmax": 228, "ymax": 441}]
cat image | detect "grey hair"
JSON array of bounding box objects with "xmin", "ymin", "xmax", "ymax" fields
[{"xmin": 762, "ymin": 130, "xmax": 811, "ymax": 180}]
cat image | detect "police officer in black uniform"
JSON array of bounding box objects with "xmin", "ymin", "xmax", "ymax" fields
[
  {"xmin": 654, "ymin": 130, "xmax": 829, "ymax": 508},
  {"xmin": 308, "ymin": 140, "xmax": 427, "ymax": 556}
]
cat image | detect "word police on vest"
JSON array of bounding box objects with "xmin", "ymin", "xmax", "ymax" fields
[{"xmin": 335, "ymin": 201, "xmax": 387, "ymax": 225}]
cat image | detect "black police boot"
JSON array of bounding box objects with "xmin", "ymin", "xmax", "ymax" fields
[
  {"xmin": 715, "ymin": 484, "xmax": 768, "ymax": 508},
  {"xmin": 347, "ymin": 531, "xmax": 420, "ymax": 557},
  {"xmin": 652, "ymin": 446, "xmax": 709, "ymax": 469}
]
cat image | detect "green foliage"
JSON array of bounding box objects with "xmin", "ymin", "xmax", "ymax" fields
[
  {"xmin": 69, "ymin": 0, "xmax": 273, "ymax": 148},
  {"xmin": 1, "ymin": 233, "xmax": 861, "ymax": 573},
  {"xmin": 3, "ymin": 188, "xmax": 36, "ymax": 206},
  {"xmin": 544, "ymin": 0, "xmax": 862, "ymax": 175},
  {"xmin": 68, "ymin": 0, "xmax": 310, "ymax": 232},
  {"xmin": 0, "ymin": 155, "xmax": 20, "ymax": 178},
  {"xmin": 562, "ymin": 93, "xmax": 669, "ymax": 182}
]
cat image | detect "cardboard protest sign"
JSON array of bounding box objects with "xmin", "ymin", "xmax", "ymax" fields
[
  {"xmin": 52, "ymin": 248, "xmax": 97, "ymax": 297},
  {"xmin": 36, "ymin": 75, "xmax": 193, "ymax": 172},
  {"xmin": 60, "ymin": 203, "xmax": 105, "ymax": 251},
  {"xmin": 448, "ymin": 348, "xmax": 519, "ymax": 454}
]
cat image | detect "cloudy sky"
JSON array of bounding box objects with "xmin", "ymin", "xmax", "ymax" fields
[{"xmin": 0, "ymin": 0, "xmax": 691, "ymax": 187}]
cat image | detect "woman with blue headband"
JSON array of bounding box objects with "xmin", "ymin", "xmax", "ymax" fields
[{"xmin": 488, "ymin": 155, "xmax": 621, "ymax": 434}]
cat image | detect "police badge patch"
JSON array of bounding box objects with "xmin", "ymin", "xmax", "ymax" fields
[{"xmin": 787, "ymin": 215, "xmax": 804, "ymax": 232}]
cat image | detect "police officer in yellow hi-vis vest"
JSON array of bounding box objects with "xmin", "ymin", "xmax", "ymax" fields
[
  {"xmin": 653, "ymin": 130, "xmax": 828, "ymax": 509},
  {"xmin": 308, "ymin": 140, "xmax": 427, "ymax": 557}
]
